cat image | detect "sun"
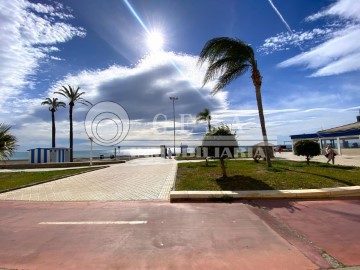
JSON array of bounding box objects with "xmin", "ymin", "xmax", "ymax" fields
[{"xmin": 146, "ymin": 31, "xmax": 164, "ymax": 52}]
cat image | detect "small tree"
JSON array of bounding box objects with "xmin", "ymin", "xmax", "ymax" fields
[
  {"xmin": 202, "ymin": 125, "xmax": 238, "ymax": 177},
  {"xmin": 294, "ymin": 140, "xmax": 321, "ymax": 165}
]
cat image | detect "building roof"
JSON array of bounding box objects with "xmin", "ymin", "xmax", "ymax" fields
[
  {"xmin": 290, "ymin": 133, "xmax": 318, "ymax": 140},
  {"xmin": 319, "ymin": 122, "xmax": 360, "ymax": 133},
  {"xmin": 290, "ymin": 121, "xmax": 360, "ymax": 140}
]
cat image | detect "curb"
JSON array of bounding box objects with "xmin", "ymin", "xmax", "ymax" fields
[{"xmin": 170, "ymin": 186, "xmax": 360, "ymax": 202}]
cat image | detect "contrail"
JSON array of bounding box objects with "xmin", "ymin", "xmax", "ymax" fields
[
  {"xmin": 266, "ymin": 0, "xmax": 303, "ymax": 50},
  {"xmin": 267, "ymin": 0, "xmax": 292, "ymax": 33}
]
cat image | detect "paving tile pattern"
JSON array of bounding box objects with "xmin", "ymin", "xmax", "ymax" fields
[{"xmin": 0, "ymin": 158, "xmax": 177, "ymax": 201}]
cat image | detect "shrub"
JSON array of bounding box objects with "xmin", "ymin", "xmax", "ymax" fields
[
  {"xmin": 294, "ymin": 140, "xmax": 321, "ymax": 165},
  {"xmin": 201, "ymin": 125, "xmax": 238, "ymax": 177}
]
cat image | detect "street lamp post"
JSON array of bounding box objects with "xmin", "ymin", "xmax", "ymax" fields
[
  {"xmin": 89, "ymin": 136, "xmax": 93, "ymax": 166},
  {"xmin": 169, "ymin": 97, "xmax": 178, "ymax": 155}
]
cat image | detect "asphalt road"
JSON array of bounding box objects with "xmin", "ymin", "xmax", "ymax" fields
[{"xmin": 0, "ymin": 199, "xmax": 359, "ymax": 270}]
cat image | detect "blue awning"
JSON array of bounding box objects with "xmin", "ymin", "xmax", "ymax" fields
[{"xmin": 290, "ymin": 133, "xmax": 318, "ymax": 140}]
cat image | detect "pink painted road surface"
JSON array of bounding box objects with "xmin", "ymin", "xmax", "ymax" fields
[
  {"xmin": 0, "ymin": 201, "xmax": 317, "ymax": 270},
  {"xmin": 255, "ymin": 199, "xmax": 360, "ymax": 267}
]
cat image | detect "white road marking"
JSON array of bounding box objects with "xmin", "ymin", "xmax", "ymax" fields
[{"xmin": 39, "ymin": 221, "xmax": 148, "ymax": 225}]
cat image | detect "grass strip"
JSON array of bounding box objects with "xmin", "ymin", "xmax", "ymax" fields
[
  {"xmin": 176, "ymin": 160, "xmax": 360, "ymax": 191},
  {"xmin": 0, "ymin": 167, "xmax": 105, "ymax": 192}
]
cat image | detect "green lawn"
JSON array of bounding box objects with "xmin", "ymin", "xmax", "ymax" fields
[
  {"xmin": 0, "ymin": 167, "xmax": 102, "ymax": 192},
  {"xmin": 175, "ymin": 160, "xmax": 360, "ymax": 191}
]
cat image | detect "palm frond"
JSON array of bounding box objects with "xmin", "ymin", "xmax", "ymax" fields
[
  {"xmin": 41, "ymin": 97, "xmax": 66, "ymax": 110},
  {"xmin": 0, "ymin": 123, "xmax": 17, "ymax": 160},
  {"xmin": 198, "ymin": 37, "xmax": 255, "ymax": 93},
  {"xmin": 54, "ymin": 85, "xmax": 91, "ymax": 106},
  {"xmin": 212, "ymin": 65, "xmax": 250, "ymax": 95}
]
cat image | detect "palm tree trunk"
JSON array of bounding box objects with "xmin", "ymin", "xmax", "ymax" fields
[
  {"xmin": 208, "ymin": 120, "xmax": 211, "ymax": 131},
  {"xmin": 51, "ymin": 110, "xmax": 55, "ymax": 148},
  {"xmin": 251, "ymin": 62, "xmax": 272, "ymax": 167},
  {"xmin": 69, "ymin": 105, "xmax": 73, "ymax": 162}
]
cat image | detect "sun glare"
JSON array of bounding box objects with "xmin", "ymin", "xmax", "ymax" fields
[{"xmin": 146, "ymin": 31, "xmax": 164, "ymax": 52}]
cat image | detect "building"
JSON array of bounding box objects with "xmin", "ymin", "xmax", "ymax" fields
[
  {"xmin": 290, "ymin": 115, "xmax": 360, "ymax": 156},
  {"xmin": 28, "ymin": 148, "xmax": 70, "ymax": 163}
]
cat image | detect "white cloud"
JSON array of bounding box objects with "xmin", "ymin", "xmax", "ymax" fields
[
  {"xmin": 258, "ymin": 28, "xmax": 333, "ymax": 55},
  {"xmin": 278, "ymin": 26, "xmax": 360, "ymax": 76},
  {"xmin": 9, "ymin": 52, "xmax": 228, "ymax": 150},
  {"xmin": 0, "ymin": 0, "xmax": 85, "ymax": 110},
  {"xmin": 306, "ymin": 0, "xmax": 360, "ymax": 22},
  {"xmin": 261, "ymin": 0, "xmax": 360, "ymax": 77}
]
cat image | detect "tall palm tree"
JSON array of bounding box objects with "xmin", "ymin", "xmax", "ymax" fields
[
  {"xmin": 198, "ymin": 37, "xmax": 272, "ymax": 167},
  {"xmin": 0, "ymin": 123, "xmax": 17, "ymax": 160},
  {"xmin": 55, "ymin": 85, "xmax": 92, "ymax": 162},
  {"xmin": 196, "ymin": 108, "xmax": 212, "ymax": 131},
  {"xmin": 41, "ymin": 97, "xmax": 66, "ymax": 148}
]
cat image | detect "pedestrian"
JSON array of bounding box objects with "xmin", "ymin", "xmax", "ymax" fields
[
  {"xmin": 168, "ymin": 148, "xmax": 172, "ymax": 159},
  {"xmin": 278, "ymin": 145, "xmax": 282, "ymax": 154},
  {"xmin": 165, "ymin": 147, "xmax": 168, "ymax": 159},
  {"xmin": 325, "ymin": 144, "xmax": 336, "ymax": 164}
]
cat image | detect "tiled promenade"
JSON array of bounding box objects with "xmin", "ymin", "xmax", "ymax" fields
[{"xmin": 0, "ymin": 157, "xmax": 177, "ymax": 201}]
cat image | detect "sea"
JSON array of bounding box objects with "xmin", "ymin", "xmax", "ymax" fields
[
  {"xmin": 10, "ymin": 148, "xmax": 162, "ymax": 160},
  {"xmin": 10, "ymin": 146, "xmax": 250, "ymax": 160}
]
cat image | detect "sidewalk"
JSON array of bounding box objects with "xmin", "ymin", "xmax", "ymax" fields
[
  {"xmin": 0, "ymin": 157, "xmax": 177, "ymax": 201},
  {"xmin": 275, "ymin": 152, "xmax": 360, "ymax": 167}
]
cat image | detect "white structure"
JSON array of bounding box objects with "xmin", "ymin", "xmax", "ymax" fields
[
  {"xmin": 290, "ymin": 119, "xmax": 360, "ymax": 156},
  {"xmin": 28, "ymin": 148, "xmax": 70, "ymax": 163}
]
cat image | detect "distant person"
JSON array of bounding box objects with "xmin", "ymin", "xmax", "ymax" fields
[
  {"xmin": 278, "ymin": 145, "xmax": 282, "ymax": 154},
  {"xmin": 165, "ymin": 147, "xmax": 168, "ymax": 159},
  {"xmin": 325, "ymin": 144, "xmax": 336, "ymax": 164},
  {"xmin": 168, "ymin": 148, "xmax": 172, "ymax": 159}
]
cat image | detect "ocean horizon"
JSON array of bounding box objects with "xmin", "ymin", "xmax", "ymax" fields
[
  {"xmin": 9, "ymin": 148, "xmax": 163, "ymax": 160},
  {"xmin": 9, "ymin": 146, "xmax": 258, "ymax": 160}
]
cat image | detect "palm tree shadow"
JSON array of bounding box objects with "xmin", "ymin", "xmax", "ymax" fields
[
  {"xmin": 215, "ymin": 175, "xmax": 274, "ymax": 191},
  {"xmin": 249, "ymin": 199, "xmax": 303, "ymax": 213}
]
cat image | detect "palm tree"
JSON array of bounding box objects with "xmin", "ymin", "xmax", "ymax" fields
[
  {"xmin": 41, "ymin": 97, "xmax": 66, "ymax": 148},
  {"xmin": 55, "ymin": 85, "xmax": 92, "ymax": 162},
  {"xmin": 196, "ymin": 108, "xmax": 212, "ymax": 131},
  {"xmin": 0, "ymin": 123, "xmax": 17, "ymax": 160},
  {"xmin": 198, "ymin": 37, "xmax": 272, "ymax": 167}
]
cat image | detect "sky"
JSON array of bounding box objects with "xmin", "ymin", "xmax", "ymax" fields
[{"xmin": 0, "ymin": 0, "xmax": 359, "ymax": 152}]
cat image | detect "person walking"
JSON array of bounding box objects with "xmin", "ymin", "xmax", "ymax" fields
[
  {"xmin": 325, "ymin": 144, "xmax": 336, "ymax": 164},
  {"xmin": 278, "ymin": 145, "xmax": 282, "ymax": 154},
  {"xmin": 168, "ymin": 148, "xmax": 172, "ymax": 159},
  {"xmin": 165, "ymin": 147, "xmax": 168, "ymax": 159}
]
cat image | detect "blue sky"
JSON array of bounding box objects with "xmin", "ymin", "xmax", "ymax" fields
[{"xmin": 1, "ymin": 0, "xmax": 359, "ymax": 151}]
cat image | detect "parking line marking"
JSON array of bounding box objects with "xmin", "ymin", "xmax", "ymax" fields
[{"xmin": 39, "ymin": 221, "xmax": 148, "ymax": 225}]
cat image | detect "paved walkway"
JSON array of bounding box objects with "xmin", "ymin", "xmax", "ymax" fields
[
  {"xmin": 0, "ymin": 157, "xmax": 177, "ymax": 201},
  {"xmin": 0, "ymin": 201, "xmax": 318, "ymax": 270},
  {"xmin": 275, "ymin": 152, "xmax": 360, "ymax": 167}
]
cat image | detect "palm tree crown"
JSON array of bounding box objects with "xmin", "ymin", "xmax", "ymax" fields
[
  {"xmin": 41, "ymin": 97, "xmax": 66, "ymax": 148},
  {"xmin": 0, "ymin": 123, "xmax": 17, "ymax": 160},
  {"xmin": 198, "ymin": 37, "xmax": 272, "ymax": 167},
  {"xmin": 41, "ymin": 97, "xmax": 66, "ymax": 112},
  {"xmin": 196, "ymin": 108, "xmax": 212, "ymax": 131},
  {"xmin": 55, "ymin": 86, "xmax": 92, "ymax": 107},
  {"xmin": 55, "ymin": 85, "xmax": 92, "ymax": 162}
]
